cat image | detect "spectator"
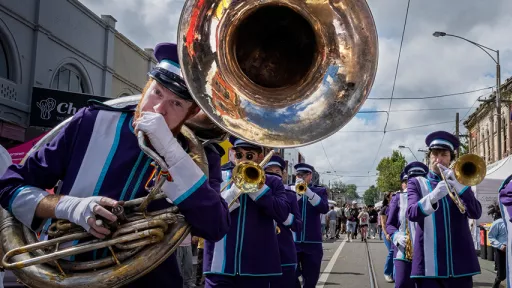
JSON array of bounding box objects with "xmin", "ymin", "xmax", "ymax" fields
[{"xmin": 368, "ymin": 205, "xmax": 378, "ymax": 239}]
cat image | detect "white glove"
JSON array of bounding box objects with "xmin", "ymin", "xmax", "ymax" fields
[
  {"xmin": 438, "ymin": 164, "xmax": 466, "ymax": 194},
  {"xmin": 55, "ymin": 196, "xmax": 119, "ymax": 239},
  {"xmin": 295, "ymin": 178, "xmax": 315, "ymax": 199},
  {"xmin": 430, "ymin": 181, "xmax": 449, "ymax": 204},
  {"xmin": 221, "ymin": 185, "xmax": 240, "ymax": 212},
  {"xmin": 396, "ymin": 232, "xmax": 407, "ymax": 247},
  {"xmin": 134, "ymin": 112, "xmax": 188, "ymax": 166}
]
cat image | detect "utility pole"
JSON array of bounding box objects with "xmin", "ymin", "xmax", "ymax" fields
[
  {"xmin": 496, "ymin": 50, "xmax": 502, "ymax": 160},
  {"xmin": 455, "ymin": 112, "xmax": 460, "ymax": 158}
]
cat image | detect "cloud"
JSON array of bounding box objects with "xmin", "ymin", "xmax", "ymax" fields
[{"xmin": 80, "ymin": 0, "xmax": 512, "ymax": 193}]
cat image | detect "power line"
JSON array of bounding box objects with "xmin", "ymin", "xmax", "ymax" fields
[
  {"xmin": 387, "ymin": 120, "xmax": 453, "ymax": 132},
  {"xmin": 320, "ymin": 141, "xmax": 339, "ymax": 177},
  {"xmin": 358, "ymin": 107, "xmax": 474, "ymax": 113},
  {"xmin": 339, "ymin": 119, "xmax": 456, "ymax": 133},
  {"xmin": 370, "ymin": 0, "xmax": 411, "ymax": 173},
  {"xmin": 368, "ymin": 86, "xmax": 494, "ymax": 100},
  {"xmin": 383, "ymin": 0, "xmax": 411, "ymax": 132}
]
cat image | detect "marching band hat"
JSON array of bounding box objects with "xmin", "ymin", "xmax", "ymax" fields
[
  {"xmin": 264, "ymin": 155, "xmax": 286, "ymax": 171},
  {"xmin": 400, "ymin": 171, "xmax": 408, "ymax": 182},
  {"xmin": 425, "ymin": 131, "xmax": 459, "ymax": 152},
  {"xmin": 148, "ymin": 43, "xmax": 193, "ymax": 101},
  {"xmin": 294, "ymin": 163, "xmax": 315, "ymax": 173},
  {"xmin": 404, "ymin": 161, "xmax": 428, "ymax": 177},
  {"xmin": 228, "ymin": 136, "xmax": 261, "ymax": 150}
]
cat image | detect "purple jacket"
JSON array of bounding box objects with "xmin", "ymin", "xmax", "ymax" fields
[
  {"xmin": 276, "ymin": 186, "xmax": 302, "ymax": 266},
  {"xmin": 295, "ymin": 185, "xmax": 329, "ymax": 243},
  {"xmin": 203, "ymin": 174, "xmax": 290, "ymax": 276},
  {"xmin": 498, "ymin": 175, "xmax": 512, "ymax": 288},
  {"xmin": 406, "ymin": 171, "xmax": 481, "ymax": 278},
  {"xmin": 386, "ymin": 190, "xmax": 414, "ymax": 262},
  {"xmin": 0, "ymin": 104, "xmax": 230, "ymax": 287}
]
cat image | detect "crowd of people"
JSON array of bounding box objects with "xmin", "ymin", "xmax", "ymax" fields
[{"xmin": 320, "ymin": 202, "xmax": 381, "ymax": 242}]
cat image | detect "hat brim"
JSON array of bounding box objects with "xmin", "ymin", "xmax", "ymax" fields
[{"xmin": 148, "ymin": 69, "xmax": 193, "ymax": 101}]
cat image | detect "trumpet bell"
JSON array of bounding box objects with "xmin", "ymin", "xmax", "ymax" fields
[
  {"xmin": 295, "ymin": 182, "xmax": 307, "ymax": 195},
  {"xmin": 178, "ymin": 0, "xmax": 378, "ymax": 147},
  {"xmin": 453, "ymin": 154, "xmax": 486, "ymax": 187},
  {"xmin": 232, "ymin": 161, "xmax": 266, "ymax": 193}
]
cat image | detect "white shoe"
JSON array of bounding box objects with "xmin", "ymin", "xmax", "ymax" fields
[{"xmin": 384, "ymin": 275, "xmax": 394, "ymax": 283}]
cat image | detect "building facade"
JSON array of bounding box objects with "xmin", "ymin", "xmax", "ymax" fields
[
  {"xmin": 112, "ymin": 32, "xmax": 156, "ymax": 97},
  {"xmin": 464, "ymin": 77, "xmax": 512, "ymax": 164},
  {"xmin": 281, "ymin": 148, "xmax": 306, "ymax": 184},
  {"xmin": 0, "ymin": 0, "xmax": 155, "ymax": 148}
]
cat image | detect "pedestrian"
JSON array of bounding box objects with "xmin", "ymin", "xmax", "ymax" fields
[
  {"xmin": 176, "ymin": 234, "xmax": 196, "ymax": 288},
  {"xmin": 487, "ymin": 203, "xmax": 506, "ymax": 288},
  {"xmin": 321, "ymin": 213, "xmax": 327, "ymax": 240},
  {"xmin": 381, "ymin": 192, "xmax": 394, "ymax": 283},
  {"xmin": 368, "ymin": 205, "xmax": 378, "ymax": 239},
  {"xmin": 327, "ymin": 206, "xmax": 338, "ymax": 239},
  {"xmin": 358, "ymin": 207, "xmax": 369, "ymax": 242}
]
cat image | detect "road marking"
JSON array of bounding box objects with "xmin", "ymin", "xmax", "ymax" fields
[{"xmin": 316, "ymin": 239, "xmax": 346, "ymax": 288}]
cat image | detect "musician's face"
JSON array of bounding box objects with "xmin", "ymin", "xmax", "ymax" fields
[
  {"xmin": 401, "ymin": 181, "xmax": 407, "ymax": 190},
  {"xmin": 429, "ymin": 149, "xmax": 451, "ymax": 174},
  {"xmin": 265, "ymin": 166, "xmax": 283, "ymax": 177},
  {"xmin": 296, "ymin": 172, "xmax": 312, "ymax": 183},
  {"xmin": 232, "ymin": 147, "xmax": 263, "ymax": 164},
  {"xmin": 139, "ymin": 81, "xmax": 199, "ymax": 131}
]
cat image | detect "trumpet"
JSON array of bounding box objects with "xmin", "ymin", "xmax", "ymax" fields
[
  {"xmin": 222, "ymin": 151, "xmax": 275, "ymax": 208},
  {"xmin": 295, "ymin": 181, "xmax": 308, "ymax": 195},
  {"xmin": 404, "ymin": 219, "xmax": 413, "ymax": 261},
  {"xmin": 438, "ymin": 154, "xmax": 486, "ymax": 214}
]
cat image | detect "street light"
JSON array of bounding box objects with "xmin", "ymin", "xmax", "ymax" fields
[
  {"xmin": 398, "ymin": 145, "xmax": 419, "ymax": 161},
  {"xmin": 433, "ymin": 31, "xmax": 502, "ymax": 159},
  {"xmin": 418, "ymin": 149, "xmax": 429, "ymax": 166}
]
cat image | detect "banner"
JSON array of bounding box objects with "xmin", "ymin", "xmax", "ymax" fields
[
  {"xmin": 8, "ymin": 132, "xmax": 49, "ymax": 164},
  {"xmin": 30, "ymin": 87, "xmax": 109, "ymax": 128}
]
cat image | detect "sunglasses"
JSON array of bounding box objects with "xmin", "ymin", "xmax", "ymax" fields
[{"xmin": 235, "ymin": 151, "xmax": 257, "ymax": 161}]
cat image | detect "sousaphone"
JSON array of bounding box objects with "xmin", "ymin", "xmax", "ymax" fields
[{"xmin": 0, "ymin": 0, "xmax": 378, "ymax": 286}]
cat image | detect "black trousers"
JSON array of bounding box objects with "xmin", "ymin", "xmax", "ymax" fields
[
  {"xmin": 493, "ymin": 249, "xmax": 506, "ymax": 288},
  {"xmin": 196, "ymin": 248, "xmax": 205, "ymax": 285}
]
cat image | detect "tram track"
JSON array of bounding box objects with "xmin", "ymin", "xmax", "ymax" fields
[{"xmin": 365, "ymin": 240, "xmax": 379, "ymax": 288}]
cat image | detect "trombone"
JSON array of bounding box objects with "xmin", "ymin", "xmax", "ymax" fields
[
  {"xmin": 437, "ymin": 154, "xmax": 486, "ymax": 214},
  {"xmin": 222, "ymin": 151, "xmax": 275, "ymax": 208}
]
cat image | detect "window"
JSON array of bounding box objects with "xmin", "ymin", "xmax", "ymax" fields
[
  {"xmin": 0, "ymin": 40, "xmax": 9, "ymax": 79},
  {"xmin": 51, "ymin": 65, "xmax": 86, "ymax": 93}
]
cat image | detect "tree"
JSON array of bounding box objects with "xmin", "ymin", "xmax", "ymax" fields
[
  {"xmin": 326, "ymin": 181, "xmax": 359, "ymax": 203},
  {"xmin": 363, "ymin": 185, "xmax": 380, "ymax": 206},
  {"xmin": 376, "ymin": 150, "xmax": 407, "ymax": 192},
  {"xmin": 458, "ymin": 136, "xmax": 469, "ymax": 157},
  {"xmin": 345, "ymin": 184, "xmax": 359, "ymax": 201}
]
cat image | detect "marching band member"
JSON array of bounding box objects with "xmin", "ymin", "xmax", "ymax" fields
[
  {"xmin": 293, "ymin": 163, "xmax": 329, "ymax": 288},
  {"xmin": 387, "ymin": 162, "xmax": 428, "ymax": 288},
  {"xmin": 0, "ymin": 42, "xmax": 231, "ymax": 288},
  {"xmin": 203, "ymin": 137, "xmax": 290, "ymax": 288},
  {"xmin": 264, "ymin": 155, "xmax": 303, "ymax": 287},
  {"xmin": 407, "ymin": 131, "xmax": 482, "ymax": 288},
  {"xmin": 498, "ymin": 174, "xmax": 512, "ymax": 288}
]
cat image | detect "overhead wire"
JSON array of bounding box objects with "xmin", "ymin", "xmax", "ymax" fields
[
  {"xmin": 367, "ymin": 86, "xmax": 494, "ymax": 100},
  {"xmin": 369, "ymin": 0, "xmax": 411, "ymax": 173}
]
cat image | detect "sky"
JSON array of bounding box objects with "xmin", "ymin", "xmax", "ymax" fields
[{"xmin": 80, "ymin": 0, "xmax": 512, "ymax": 194}]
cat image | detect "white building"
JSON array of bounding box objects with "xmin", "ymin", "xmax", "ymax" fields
[
  {"xmin": 0, "ymin": 0, "xmax": 155, "ymax": 147},
  {"xmin": 282, "ymin": 148, "xmax": 306, "ymax": 184}
]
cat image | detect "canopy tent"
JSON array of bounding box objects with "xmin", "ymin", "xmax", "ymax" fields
[
  {"xmin": 374, "ymin": 201, "xmax": 383, "ymax": 208},
  {"xmin": 473, "ymin": 155, "xmax": 512, "ymax": 225}
]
